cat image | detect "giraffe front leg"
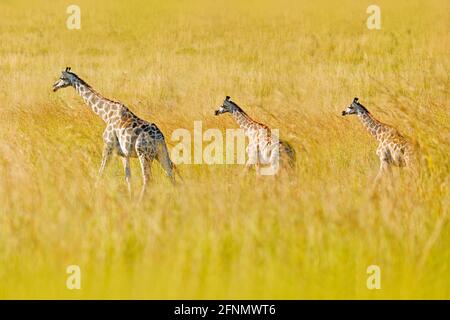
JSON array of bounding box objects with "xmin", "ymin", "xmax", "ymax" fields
[
  {"xmin": 121, "ymin": 156, "xmax": 132, "ymax": 197},
  {"xmin": 371, "ymin": 160, "xmax": 386, "ymax": 196},
  {"xmin": 242, "ymin": 161, "xmax": 253, "ymax": 175},
  {"xmin": 96, "ymin": 144, "xmax": 114, "ymax": 188},
  {"xmin": 373, "ymin": 158, "xmax": 392, "ymax": 190},
  {"xmin": 242, "ymin": 146, "xmax": 258, "ymax": 176},
  {"xmin": 254, "ymin": 145, "xmax": 263, "ymax": 176},
  {"xmin": 374, "ymin": 161, "xmax": 386, "ymax": 184}
]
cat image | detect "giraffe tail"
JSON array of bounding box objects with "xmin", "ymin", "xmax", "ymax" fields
[
  {"xmin": 157, "ymin": 139, "xmax": 183, "ymax": 184},
  {"xmin": 279, "ymin": 140, "xmax": 296, "ymax": 168},
  {"xmin": 172, "ymin": 163, "xmax": 184, "ymax": 184}
]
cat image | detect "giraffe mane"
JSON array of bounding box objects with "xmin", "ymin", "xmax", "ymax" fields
[
  {"xmin": 228, "ymin": 100, "xmax": 249, "ymax": 116},
  {"xmin": 69, "ymin": 71, "xmax": 121, "ymax": 105},
  {"xmin": 228, "ymin": 99, "xmax": 270, "ymax": 129},
  {"xmin": 67, "ymin": 71, "xmax": 91, "ymax": 88},
  {"xmin": 356, "ymin": 101, "xmax": 370, "ymax": 114}
]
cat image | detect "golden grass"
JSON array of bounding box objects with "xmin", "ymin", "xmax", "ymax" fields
[{"xmin": 0, "ymin": 0, "xmax": 448, "ymax": 299}]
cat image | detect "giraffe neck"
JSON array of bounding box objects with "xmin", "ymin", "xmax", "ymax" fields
[
  {"xmin": 73, "ymin": 81, "xmax": 112, "ymax": 122},
  {"xmin": 230, "ymin": 108, "xmax": 258, "ymax": 132},
  {"xmin": 357, "ymin": 110, "xmax": 384, "ymax": 140}
]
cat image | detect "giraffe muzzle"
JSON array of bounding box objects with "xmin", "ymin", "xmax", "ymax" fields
[
  {"xmin": 53, "ymin": 80, "xmax": 63, "ymax": 92},
  {"xmin": 215, "ymin": 107, "xmax": 226, "ymax": 115}
]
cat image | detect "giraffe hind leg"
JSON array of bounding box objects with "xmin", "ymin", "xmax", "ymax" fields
[
  {"xmin": 373, "ymin": 153, "xmax": 394, "ymax": 194},
  {"xmin": 243, "ymin": 145, "xmax": 259, "ymax": 176},
  {"xmin": 121, "ymin": 156, "xmax": 132, "ymax": 197},
  {"xmin": 135, "ymin": 133, "xmax": 156, "ymax": 201},
  {"xmin": 137, "ymin": 153, "xmax": 153, "ymax": 201}
]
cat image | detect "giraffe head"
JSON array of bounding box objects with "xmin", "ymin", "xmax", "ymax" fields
[
  {"xmin": 215, "ymin": 96, "xmax": 238, "ymax": 115},
  {"xmin": 52, "ymin": 67, "xmax": 78, "ymax": 92},
  {"xmin": 342, "ymin": 97, "xmax": 368, "ymax": 116}
]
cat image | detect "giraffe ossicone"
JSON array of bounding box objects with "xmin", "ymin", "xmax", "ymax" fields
[{"xmin": 53, "ymin": 67, "xmax": 179, "ymax": 200}]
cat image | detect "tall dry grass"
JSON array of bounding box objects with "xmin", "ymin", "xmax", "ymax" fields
[{"xmin": 0, "ymin": 0, "xmax": 448, "ymax": 298}]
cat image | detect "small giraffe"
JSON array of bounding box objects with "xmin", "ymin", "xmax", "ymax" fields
[
  {"xmin": 53, "ymin": 67, "xmax": 178, "ymax": 199},
  {"xmin": 342, "ymin": 97, "xmax": 416, "ymax": 183},
  {"xmin": 215, "ymin": 96, "xmax": 295, "ymax": 175}
]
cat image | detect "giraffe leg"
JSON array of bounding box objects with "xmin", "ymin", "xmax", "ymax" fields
[
  {"xmin": 374, "ymin": 161, "xmax": 385, "ymax": 183},
  {"xmin": 371, "ymin": 161, "xmax": 385, "ymax": 196},
  {"xmin": 98, "ymin": 144, "xmax": 114, "ymax": 177},
  {"xmin": 373, "ymin": 158, "xmax": 391, "ymax": 190},
  {"xmin": 96, "ymin": 144, "xmax": 114, "ymax": 187},
  {"xmin": 255, "ymin": 163, "xmax": 261, "ymax": 176},
  {"xmin": 268, "ymin": 156, "xmax": 280, "ymax": 176},
  {"xmin": 263, "ymin": 145, "xmax": 281, "ymax": 176},
  {"xmin": 255, "ymin": 145, "xmax": 262, "ymax": 176},
  {"xmin": 242, "ymin": 160, "xmax": 254, "ymax": 176},
  {"xmin": 243, "ymin": 146, "xmax": 258, "ymax": 176},
  {"xmin": 138, "ymin": 154, "xmax": 152, "ymax": 202},
  {"xmin": 121, "ymin": 156, "xmax": 132, "ymax": 197}
]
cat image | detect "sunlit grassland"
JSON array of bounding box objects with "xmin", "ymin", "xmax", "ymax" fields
[{"xmin": 0, "ymin": 0, "xmax": 448, "ymax": 299}]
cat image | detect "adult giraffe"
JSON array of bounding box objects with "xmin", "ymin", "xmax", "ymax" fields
[{"xmin": 53, "ymin": 67, "xmax": 179, "ymax": 200}]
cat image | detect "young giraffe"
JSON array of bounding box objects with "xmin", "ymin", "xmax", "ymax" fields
[
  {"xmin": 215, "ymin": 96, "xmax": 295, "ymax": 175},
  {"xmin": 53, "ymin": 67, "xmax": 177, "ymax": 199},
  {"xmin": 342, "ymin": 97, "xmax": 416, "ymax": 183}
]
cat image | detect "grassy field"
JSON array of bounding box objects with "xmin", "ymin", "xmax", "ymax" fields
[{"xmin": 0, "ymin": 0, "xmax": 448, "ymax": 299}]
